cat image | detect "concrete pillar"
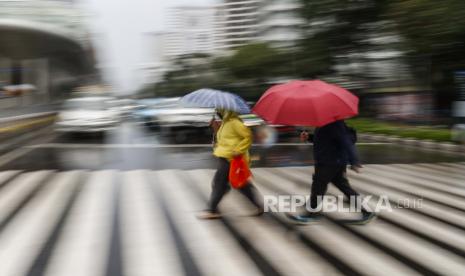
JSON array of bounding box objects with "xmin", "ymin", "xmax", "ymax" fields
[
  {"xmin": 19, "ymin": 58, "xmax": 50, "ymax": 105},
  {"xmin": 20, "ymin": 59, "xmax": 33, "ymax": 106},
  {"xmin": 0, "ymin": 57, "xmax": 12, "ymax": 87},
  {"xmin": 0, "ymin": 58, "xmax": 21, "ymax": 109},
  {"xmin": 30, "ymin": 58, "xmax": 49, "ymax": 103}
]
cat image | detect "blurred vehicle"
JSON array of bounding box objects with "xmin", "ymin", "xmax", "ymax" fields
[
  {"xmin": 132, "ymin": 98, "xmax": 178, "ymax": 125},
  {"xmin": 1, "ymin": 84, "xmax": 36, "ymax": 97},
  {"xmin": 107, "ymin": 98, "xmax": 137, "ymax": 118},
  {"xmin": 134, "ymin": 97, "xmax": 215, "ymax": 131},
  {"xmin": 55, "ymin": 97, "xmax": 120, "ymax": 134}
]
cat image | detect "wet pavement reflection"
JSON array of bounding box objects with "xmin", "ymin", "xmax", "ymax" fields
[{"xmin": 4, "ymin": 122, "xmax": 465, "ymax": 171}]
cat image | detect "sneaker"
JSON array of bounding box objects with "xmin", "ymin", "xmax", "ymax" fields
[
  {"xmin": 361, "ymin": 211, "xmax": 376, "ymax": 222},
  {"xmin": 349, "ymin": 211, "xmax": 376, "ymax": 225},
  {"xmin": 196, "ymin": 211, "xmax": 222, "ymax": 220},
  {"xmin": 286, "ymin": 212, "xmax": 322, "ymax": 224}
]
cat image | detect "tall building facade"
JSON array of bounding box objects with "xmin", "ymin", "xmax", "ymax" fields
[
  {"xmin": 143, "ymin": 1, "xmax": 304, "ymax": 84},
  {"xmin": 151, "ymin": 6, "xmax": 218, "ymax": 60},
  {"xmin": 214, "ymin": 0, "xmax": 304, "ymax": 50},
  {"xmin": 258, "ymin": 0, "xmax": 304, "ymax": 47},
  {"xmin": 152, "ymin": 0, "xmax": 305, "ymax": 58},
  {"xmin": 214, "ymin": 0, "xmax": 261, "ymax": 50}
]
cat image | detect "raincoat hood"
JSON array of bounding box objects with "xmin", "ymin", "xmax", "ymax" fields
[{"xmin": 216, "ymin": 108, "xmax": 240, "ymax": 122}]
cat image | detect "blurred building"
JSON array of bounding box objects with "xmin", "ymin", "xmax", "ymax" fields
[
  {"xmin": 215, "ymin": 0, "xmax": 304, "ymax": 50},
  {"xmin": 151, "ymin": 6, "xmax": 217, "ymax": 60},
  {"xmin": 0, "ymin": 0, "xmax": 97, "ymax": 110},
  {"xmin": 142, "ymin": 0, "xmax": 304, "ymax": 84},
  {"xmin": 257, "ymin": 0, "xmax": 304, "ymax": 48},
  {"xmin": 143, "ymin": 6, "xmax": 218, "ymax": 84},
  {"xmin": 214, "ymin": 0, "xmax": 261, "ymax": 50}
]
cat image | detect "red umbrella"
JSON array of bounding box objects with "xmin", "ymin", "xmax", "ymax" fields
[{"xmin": 252, "ymin": 80, "xmax": 359, "ymax": 126}]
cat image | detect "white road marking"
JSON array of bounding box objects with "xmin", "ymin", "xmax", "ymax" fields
[
  {"xmin": 120, "ymin": 170, "xmax": 184, "ymax": 276},
  {"xmin": 0, "ymin": 171, "xmax": 79, "ymax": 276},
  {"xmin": 45, "ymin": 171, "xmax": 115, "ymax": 276}
]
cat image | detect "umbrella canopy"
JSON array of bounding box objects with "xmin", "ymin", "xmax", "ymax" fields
[
  {"xmin": 181, "ymin": 88, "xmax": 251, "ymax": 114},
  {"xmin": 252, "ymin": 80, "xmax": 358, "ymax": 127}
]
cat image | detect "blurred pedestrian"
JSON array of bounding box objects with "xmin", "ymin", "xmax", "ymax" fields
[
  {"xmin": 297, "ymin": 120, "xmax": 375, "ymax": 222},
  {"xmin": 198, "ymin": 109, "xmax": 263, "ymax": 219}
]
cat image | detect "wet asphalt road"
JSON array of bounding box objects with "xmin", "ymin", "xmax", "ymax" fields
[{"xmin": 2, "ymin": 122, "xmax": 465, "ymax": 171}]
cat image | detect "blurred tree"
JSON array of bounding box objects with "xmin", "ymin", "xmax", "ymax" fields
[
  {"xmin": 223, "ymin": 43, "xmax": 288, "ymax": 81},
  {"xmin": 298, "ymin": 0, "xmax": 389, "ymax": 59},
  {"xmin": 387, "ymin": 0, "xmax": 465, "ymax": 110}
]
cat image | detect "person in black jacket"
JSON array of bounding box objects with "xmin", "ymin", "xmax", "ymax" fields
[{"xmin": 298, "ymin": 120, "xmax": 375, "ymax": 222}]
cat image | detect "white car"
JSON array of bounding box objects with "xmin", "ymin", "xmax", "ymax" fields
[
  {"xmin": 55, "ymin": 97, "xmax": 120, "ymax": 133},
  {"xmin": 137, "ymin": 97, "xmax": 215, "ymax": 130}
]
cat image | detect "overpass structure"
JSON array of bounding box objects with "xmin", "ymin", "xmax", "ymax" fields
[{"xmin": 0, "ymin": 0, "xmax": 97, "ymax": 110}]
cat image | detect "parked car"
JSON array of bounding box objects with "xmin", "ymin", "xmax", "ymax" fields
[{"xmin": 55, "ymin": 97, "xmax": 120, "ymax": 134}]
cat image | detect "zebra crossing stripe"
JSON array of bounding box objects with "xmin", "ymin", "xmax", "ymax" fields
[
  {"xmin": 148, "ymin": 171, "xmax": 203, "ymax": 276},
  {"xmin": 155, "ymin": 170, "xmax": 263, "ymax": 276},
  {"xmin": 44, "ymin": 171, "xmax": 115, "ymax": 276},
  {"xmin": 351, "ymin": 170, "xmax": 465, "ymax": 211},
  {"xmin": 259, "ymin": 167, "xmax": 465, "ymax": 270},
  {"xmin": 252, "ymin": 171, "xmax": 422, "ymax": 276},
  {"xmin": 284, "ymin": 166, "xmax": 465, "ymax": 230},
  {"xmin": 416, "ymin": 163, "xmax": 465, "ymax": 180},
  {"xmin": 105, "ymin": 171, "xmax": 123, "ymax": 276},
  {"xmin": 120, "ymin": 170, "xmax": 184, "ymax": 276},
  {"xmin": 440, "ymin": 162, "xmax": 465, "ymax": 171},
  {"xmin": 374, "ymin": 164, "xmax": 465, "ymax": 189},
  {"xmin": 184, "ymin": 169, "xmax": 284, "ymax": 276},
  {"xmin": 27, "ymin": 171, "xmax": 87, "ymax": 276},
  {"xmin": 0, "ymin": 170, "xmax": 55, "ymax": 232},
  {"xmin": 362, "ymin": 165, "xmax": 465, "ymax": 199},
  {"xmin": 190, "ymin": 169, "xmax": 340, "ymax": 276},
  {"xmin": 0, "ymin": 164, "xmax": 463, "ymax": 276},
  {"xmin": 0, "ymin": 171, "xmax": 80, "ymax": 276},
  {"xmin": 253, "ymin": 170, "xmax": 447, "ymax": 275},
  {"xmin": 0, "ymin": 170, "xmax": 22, "ymax": 192}
]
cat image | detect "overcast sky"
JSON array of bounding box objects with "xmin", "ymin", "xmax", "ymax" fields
[{"xmin": 81, "ymin": 0, "xmax": 215, "ymax": 94}]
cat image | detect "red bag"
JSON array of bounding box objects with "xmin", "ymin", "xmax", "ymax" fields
[{"xmin": 229, "ymin": 155, "xmax": 252, "ymax": 189}]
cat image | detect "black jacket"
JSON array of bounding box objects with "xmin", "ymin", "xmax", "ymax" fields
[{"xmin": 310, "ymin": 120, "xmax": 359, "ymax": 166}]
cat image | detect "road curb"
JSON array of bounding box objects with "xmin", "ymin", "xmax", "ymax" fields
[{"xmin": 0, "ymin": 112, "xmax": 57, "ymax": 141}]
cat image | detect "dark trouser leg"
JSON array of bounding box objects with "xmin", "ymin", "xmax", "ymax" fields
[
  {"xmin": 331, "ymin": 167, "xmax": 359, "ymax": 198},
  {"xmin": 308, "ymin": 165, "xmax": 333, "ymax": 212},
  {"xmin": 331, "ymin": 166, "xmax": 368, "ymax": 212},
  {"xmin": 208, "ymin": 158, "xmax": 230, "ymax": 212},
  {"xmin": 237, "ymin": 182, "xmax": 262, "ymax": 209}
]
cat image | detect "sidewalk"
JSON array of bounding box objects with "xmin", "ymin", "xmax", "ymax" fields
[{"xmin": 0, "ymin": 102, "xmax": 60, "ymax": 119}]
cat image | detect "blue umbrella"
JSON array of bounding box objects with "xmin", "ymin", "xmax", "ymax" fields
[{"xmin": 181, "ymin": 88, "xmax": 251, "ymax": 114}]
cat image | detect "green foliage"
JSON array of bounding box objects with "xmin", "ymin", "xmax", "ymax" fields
[
  {"xmin": 222, "ymin": 43, "xmax": 288, "ymax": 80},
  {"xmin": 347, "ymin": 118, "xmax": 452, "ymax": 142},
  {"xmin": 388, "ymin": 0, "xmax": 465, "ymax": 55}
]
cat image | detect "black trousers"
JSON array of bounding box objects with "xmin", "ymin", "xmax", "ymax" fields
[
  {"xmin": 208, "ymin": 158, "xmax": 261, "ymax": 212},
  {"xmin": 308, "ymin": 165, "xmax": 360, "ymax": 210}
]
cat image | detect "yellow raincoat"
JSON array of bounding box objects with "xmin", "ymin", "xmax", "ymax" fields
[{"xmin": 213, "ymin": 110, "xmax": 252, "ymax": 163}]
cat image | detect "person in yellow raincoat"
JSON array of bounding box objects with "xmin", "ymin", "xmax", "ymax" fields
[{"xmin": 198, "ymin": 109, "xmax": 263, "ymax": 219}]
